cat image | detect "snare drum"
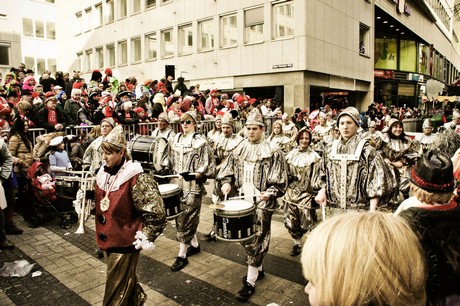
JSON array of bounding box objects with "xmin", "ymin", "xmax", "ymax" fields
[
  {"xmin": 214, "ymin": 200, "xmax": 255, "ymax": 242},
  {"xmin": 55, "ymin": 176, "xmax": 81, "ymax": 199},
  {"xmin": 128, "ymin": 135, "xmax": 168, "ymax": 171},
  {"xmin": 158, "ymin": 184, "xmax": 182, "ymax": 220}
]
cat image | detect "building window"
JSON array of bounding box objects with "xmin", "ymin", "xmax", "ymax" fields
[
  {"xmin": 25, "ymin": 57, "xmax": 34, "ymax": 71},
  {"xmin": 221, "ymin": 13, "xmax": 238, "ymax": 47},
  {"xmin": 178, "ymin": 24, "xmax": 193, "ymax": 55},
  {"xmin": 76, "ymin": 53, "xmax": 83, "ymax": 73},
  {"xmin": 23, "ymin": 18, "xmax": 34, "ymax": 37},
  {"xmin": 161, "ymin": 0, "xmax": 172, "ymax": 4},
  {"xmin": 119, "ymin": 0, "xmax": 127, "ymax": 19},
  {"xmin": 118, "ymin": 40, "xmax": 128, "ymax": 65},
  {"xmin": 161, "ymin": 29, "xmax": 174, "ymax": 58},
  {"xmin": 145, "ymin": 32, "xmax": 157, "ymax": 60},
  {"xmin": 84, "ymin": 7, "xmax": 92, "ymax": 32},
  {"xmin": 131, "ymin": 37, "xmax": 142, "ymax": 62},
  {"xmin": 48, "ymin": 58, "xmax": 57, "ymax": 74},
  {"xmin": 35, "ymin": 20, "xmax": 45, "ymax": 38},
  {"xmin": 85, "ymin": 50, "xmax": 93, "ymax": 72},
  {"xmin": 133, "ymin": 0, "xmax": 141, "ymax": 13},
  {"xmin": 95, "ymin": 3, "xmax": 103, "ymax": 27},
  {"xmin": 0, "ymin": 43, "xmax": 10, "ymax": 66},
  {"xmin": 106, "ymin": 0, "xmax": 114, "ymax": 23},
  {"xmin": 273, "ymin": 1, "xmax": 294, "ymax": 39},
  {"xmin": 198, "ymin": 19, "xmax": 214, "ymax": 52},
  {"xmin": 37, "ymin": 58, "xmax": 46, "ymax": 75},
  {"xmin": 359, "ymin": 23, "xmax": 369, "ymax": 56},
  {"xmin": 106, "ymin": 44, "xmax": 115, "ymax": 66},
  {"xmin": 245, "ymin": 6, "xmax": 264, "ymax": 44},
  {"xmin": 46, "ymin": 22, "xmax": 56, "ymax": 40},
  {"xmin": 96, "ymin": 47, "xmax": 104, "ymax": 68},
  {"xmin": 146, "ymin": 0, "xmax": 156, "ymax": 9}
]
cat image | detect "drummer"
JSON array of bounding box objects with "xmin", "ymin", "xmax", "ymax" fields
[
  {"xmin": 216, "ymin": 109, "xmax": 288, "ymax": 301},
  {"xmin": 205, "ymin": 112, "xmax": 244, "ymax": 241},
  {"xmin": 283, "ymin": 128, "xmax": 321, "ymax": 257},
  {"xmin": 83, "ymin": 117, "xmax": 116, "ymax": 173},
  {"xmin": 165, "ymin": 111, "xmax": 215, "ymax": 272},
  {"xmin": 151, "ymin": 112, "xmax": 175, "ymax": 142}
]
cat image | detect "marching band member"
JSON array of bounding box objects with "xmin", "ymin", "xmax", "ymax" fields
[
  {"xmin": 166, "ymin": 111, "xmax": 215, "ymax": 271},
  {"xmin": 315, "ymin": 107, "xmax": 396, "ymax": 213},
  {"xmin": 206, "ymin": 115, "xmax": 222, "ymax": 149},
  {"xmin": 380, "ymin": 118, "xmax": 418, "ymax": 205},
  {"xmin": 151, "ymin": 112, "xmax": 175, "ymax": 142},
  {"xmin": 94, "ymin": 125, "xmax": 166, "ymax": 305},
  {"xmin": 267, "ymin": 120, "xmax": 292, "ymax": 153},
  {"xmin": 83, "ymin": 117, "xmax": 115, "ymax": 173},
  {"xmin": 361, "ymin": 120, "xmax": 383, "ymax": 149},
  {"xmin": 283, "ymin": 128, "xmax": 321, "ymax": 256},
  {"xmin": 205, "ymin": 112, "xmax": 244, "ymax": 241},
  {"xmin": 216, "ymin": 109, "xmax": 288, "ymax": 301},
  {"xmin": 413, "ymin": 118, "xmax": 436, "ymax": 155}
]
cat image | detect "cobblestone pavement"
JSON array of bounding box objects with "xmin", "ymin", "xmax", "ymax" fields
[{"xmin": 0, "ymin": 181, "xmax": 308, "ymax": 306}]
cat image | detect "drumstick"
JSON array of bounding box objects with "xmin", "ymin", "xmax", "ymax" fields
[{"xmin": 154, "ymin": 174, "xmax": 181, "ymax": 179}]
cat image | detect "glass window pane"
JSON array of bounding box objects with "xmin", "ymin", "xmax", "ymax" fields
[
  {"xmin": 95, "ymin": 3, "xmax": 103, "ymax": 27},
  {"xmin": 146, "ymin": 0, "xmax": 156, "ymax": 9},
  {"xmin": 118, "ymin": 41, "xmax": 127, "ymax": 65},
  {"xmin": 23, "ymin": 18, "xmax": 34, "ymax": 37},
  {"xmin": 400, "ymin": 40, "xmax": 416, "ymax": 72},
  {"xmin": 107, "ymin": 45, "xmax": 115, "ymax": 66},
  {"xmin": 96, "ymin": 48, "xmax": 104, "ymax": 68},
  {"xmin": 46, "ymin": 22, "xmax": 56, "ymax": 40},
  {"xmin": 145, "ymin": 32, "xmax": 157, "ymax": 60},
  {"xmin": 36, "ymin": 20, "xmax": 45, "ymax": 38},
  {"xmin": 198, "ymin": 19, "xmax": 214, "ymax": 52},
  {"xmin": 131, "ymin": 37, "xmax": 142, "ymax": 62},
  {"xmin": 119, "ymin": 0, "xmax": 127, "ymax": 18},
  {"xmin": 273, "ymin": 1, "xmax": 294, "ymax": 39},
  {"xmin": 133, "ymin": 0, "xmax": 141, "ymax": 13},
  {"xmin": 162, "ymin": 29, "xmax": 173, "ymax": 58},
  {"xmin": 37, "ymin": 58, "xmax": 46, "ymax": 75},
  {"xmin": 179, "ymin": 24, "xmax": 193, "ymax": 55},
  {"xmin": 374, "ymin": 38, "xmax": 397, "ymax": 70},
  {"xmin": 0, "ymin": 44, "xmax": 9, "ymax": 66},
  {"xmin": 48, "ymin": 58, "xmax": 56, "ymax": 74},
  {"xmin": 221, "ymin": 14, "xmax": 237, "ymax": 47},
  {"xmin": 106, "ymin": 0, "xmax": 114, "ymax": 23}
]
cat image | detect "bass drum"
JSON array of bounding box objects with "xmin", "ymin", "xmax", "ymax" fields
[{"xmin": 128, "ymin": 135, "xmax": 168, "ymax": 171}]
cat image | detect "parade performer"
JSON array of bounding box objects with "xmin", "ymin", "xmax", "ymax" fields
[
  {"xmin": 283, "ymin": 128, "xmax": 321, "ymax": 256},
  {"xmin": 151, "ymin": 112, "xmax": 175, "ymax": 142},
  {"xmin": 380, "ymin": 118, "xmax": 418, "ymax": 205},
  {"xmin": 83, "ymin": 118, "xmax": 115, "ymax": 173},
  {"xmin": 93, "ymin": 125, "xmax": 166, "ymax": 305},
  {"xmin": 216, "ymin": 109, "xmax": 288, "ymax": 301},
  {"xmin": 413, "ymin": 118, "xmax": 436, "ymax": 155},
  {"xmin": 268, "ymin": 120, "xmax": 292, "ymax": 153},
  {"xmin": 166, "ymin": 111, "xmax": 215, "ymax": 271},
  {"xmin": 205, "ymin": 112, "xmax": 244, "ymax": 240},
  {"xmin": 315, "ymin": 107, "xmax": 395, "ymax": 212}
]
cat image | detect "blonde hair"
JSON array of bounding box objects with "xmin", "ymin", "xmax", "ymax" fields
[
  {"xmin": 410, "ymin": 183, "xmax": 453, "ymax": 205},
  {"xmin": 271, "ymin": 120, "xmax": 284, "ymax": 136},
  {"xmin": 301, "ymin": 212, "xmax": 426, "ymax": 306},
  {"xmin": 89, "ymin": 125, "xmax": 101, "ymax": 139},
  {"xmin": 100, "ymin": 141, "xmax": 131, "ymax": 161}
]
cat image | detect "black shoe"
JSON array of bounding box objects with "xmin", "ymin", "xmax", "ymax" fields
[
  {"xmin": 5, "ymin": 222, "xmax": 23, "ymax": 235},
  {"xmin": 290, "ymin": 244, "xmax": 302, "ymax": 257},
  {"xmin": 186, "ymin": 245, "xmax": 201, "ymax": 257},
  {"xmin": 0, "ymin": 239, "xmax": 15, "ymax": 250},
  {"xmin": 236, "ymin": 281, "xmax": 255, "ymax": 301},
  {"xmin": 204, "ymin": 231, "xmax": 216, "ymax": 241},
  {"xmin": 171, "ymin": 257, "xmax": 189, "ymax": 271}
]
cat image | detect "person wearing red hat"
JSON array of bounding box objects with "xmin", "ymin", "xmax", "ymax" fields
[
  {"xmin": 37, "ymin": 92, "xmax": 67, "ymax": 132},
  {"xmin": 205, "ymin": 89, "xmax": 219, "ymax": 115},
  {"xmin": 395, "ymin": 150, "xmax": 460, "ymax": 305}
]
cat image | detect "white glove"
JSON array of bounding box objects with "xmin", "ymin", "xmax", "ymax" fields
[
  {"xmin": 73, "ymin": 189, "xmax": 85, "ymax": 215},
  {"xmin": 133, "ymin": 231, "xmax": 155, "ymax": 251}
]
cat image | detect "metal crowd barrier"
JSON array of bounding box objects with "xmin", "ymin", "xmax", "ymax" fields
[{"xmin": 2, "ymin": 117, "xmax": 277, "ymax": 146}]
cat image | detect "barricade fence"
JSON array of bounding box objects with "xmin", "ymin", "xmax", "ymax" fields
[{"xmin": 2, "ymin": 117, "xmax": 277, "ymax": 147}]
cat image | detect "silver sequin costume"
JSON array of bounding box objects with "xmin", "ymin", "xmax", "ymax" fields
[{"xmin": 217, "ymin": 138, "xmax": 288, "ymax": 266}]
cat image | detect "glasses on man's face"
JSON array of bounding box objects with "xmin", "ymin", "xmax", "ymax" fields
[{"xmin": 180, "ymin": 120, "xmax": 192, "ymax": 125}]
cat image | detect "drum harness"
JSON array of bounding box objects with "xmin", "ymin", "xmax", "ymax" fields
[{"xmin": 329, "ymin": 138, "xmax": 367, "ymax": 210}]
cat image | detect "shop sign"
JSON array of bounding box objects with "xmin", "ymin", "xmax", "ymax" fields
[
  {"xmin": 374, "ymin": 70, "xmax": 395, "ymax": 79},
  {"xmin": 391, "ymin": 0, "xmax": 412, "ymax": 15},
  {"xmin": 272, "ymin": 64, "xmax": 293, "ymax": 69}
]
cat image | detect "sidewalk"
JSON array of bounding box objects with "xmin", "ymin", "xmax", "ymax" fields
[{"xmin": 0, "ymin": 181, "xmax": 308, "ymax": 306}]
